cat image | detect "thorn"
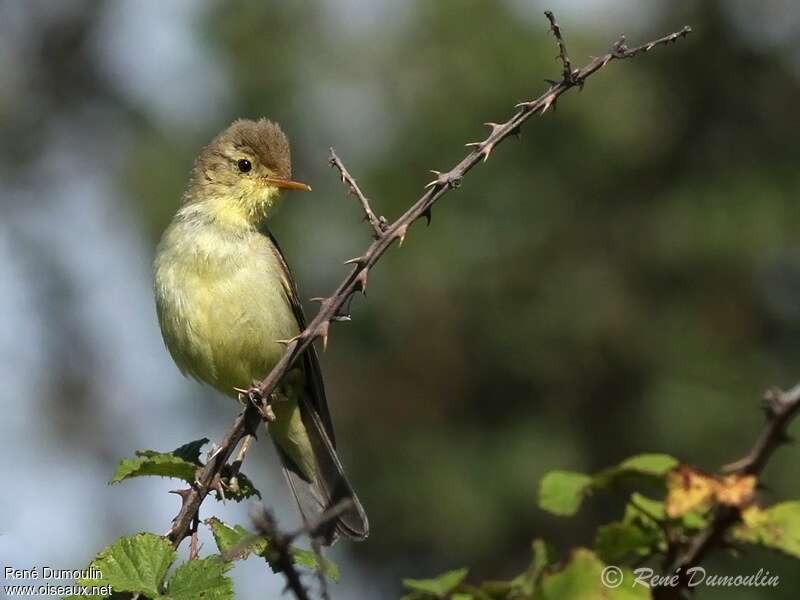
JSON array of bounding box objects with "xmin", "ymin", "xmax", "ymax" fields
[
  {"xmin": 355, "ymin": 269, "xmax": 368, "ymax": 295},
  {"xmin": 317, "ymin": 322, "xmax": 330, "ymax": 351},
  {"xmin": 207, "ymin": 444, "xmax": 224, "ymax": 462},
  {"xmin": 422, "ymin": 207, "xmax": 432, "ymax": 226},
  {"xmin": 344, "ymin": 255, "xmax": 366, "ymax": 266},
  {"xmin": 309, "ymin": 297, "xmax": 326, "ymax": 304},
  {"xmin": 484, "ymin": 122, "xmax": 503, "ymax": 135},
  {"xmin": 275, "ymin": 333, "xmax": 302, "ymax": 346},
  {"xmin": 425, "ymin": 169, "xmax": 443, "ymax": 189},
  {"xmin": 169, "ymin": 488, "xmax": 192, "ymax": 501},
  {"xmin": 481, "ymin": 142, "xmax": 495, "ymax": 162},
  {"xmin": 541, "ymin": 94, "xmax": 557, "ymax": 114},
  {"xmin": 331, "ymin": 314, "xmax": 351, "ymax": 322},
  {"xmin": 465, "ymin": 141, "xmax": 483, "ymax": 149},
  {"xmin": 396, "ymin": 224, "xmax": 409, "ymax": 247},
  {"xmin": 211, "ymin": 474, "xmax": 226, "ymax": 501}
]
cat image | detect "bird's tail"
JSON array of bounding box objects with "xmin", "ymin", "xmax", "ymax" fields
[{"xmin": 272, "ymin": 398, "xmax": 369, "ymax": 545}]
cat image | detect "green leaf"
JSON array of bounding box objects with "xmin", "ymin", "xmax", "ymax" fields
[
  {"xmin": 539, "ymin": 455, "xmax": 679, "ymax": 517},
  {"xmin": 403, "ymin": 567, "xmax": 469, "ymax": 598},
  {"xmin": 625, "ymin": 492, "xmax": 706, "ymax": 531},
  {"xmin": 541, "ymin": 549, "xmax": 650, "ymax": 600},
  {"xmin": 595, "ymin": 521, "xmax": 660, "ymax": 563},
  {"xmin": 208, "ymin": 518, "xmax": 338, "ymax": 581},
  {"xmin": 539, "ymin": 471, "xmax": 594, "ymax": 516},
  {"xmin": 221, "ymin": 471, "xmax": 262, "ymax": 502},
  {"xmin": 617, "ymin": 454, "xmax": 679, "ymax": 477},
  {"xmin": 208, "ymin": 517, "xmax": 266, "ymax": 560},
  {"xmin": 79, "ymin": 533, "xmax": 176, "ymax": 597},
  {"xmin": 733, "ymin": 502, "xmax": 800, "ymax": 558},
  {"xmin": 166, "ymin": 556, "xmax": 233, "ymax": 600},
  {"xmin": 624, "ymin": 493, "xmax": 665, "ymax": 523},
  {"xmin": 289, "ymin": 548, "xmax": 340, "ymax": 582},
  {"xmin": 111, "ymin": 452, "xmax": 199, "ymax": 484},
  {"xmin": 508, "ymin": 538, "xmax": 553, "ymax": 596},
  {"xmin": 110, "ymin": 439, "xmax": 211, "ymax": 485}
]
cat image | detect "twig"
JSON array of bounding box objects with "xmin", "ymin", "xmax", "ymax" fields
[
  {"xmin": 166, "ymin": 401, "xmax": 263, "ymax": 547},
  {"xmin": 722, "ymin": 383, "xmax": 800, "ymax": 475},
  {"xmin": 163, "ymin": 7, "xmax": 691, "ymax": 575},
  {"xmin": 329, "ymin": 149, "xmax": 387, "ymax": 237},
  {"xmin": 252, "ymin": 507, "xmax": 311, "ymax": 600},
  {"xmin": 657, "ymin": 383, "xmax": 800, "ymax": 598},
  {"xmin": 225, "ymin": 501, "xmax": 353, "ymax": 600},
  {"xmin": 544, "ymin": 10, "xmax": 575, "ymax": 84},
  {"xmin": 251, "ymin": 14, "xmax": 691, "ymax": 404}
]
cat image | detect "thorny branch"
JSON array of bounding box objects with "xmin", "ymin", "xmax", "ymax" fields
[
  {"xmin": 164, "ymin": 9, "xmax": 691, "ymax": 595},
  {"xmin": 544, "ymin": 10, "xmax": 575, "ymax": 84},
  {"xmin": 220, "ymin": 501, "xmax": 353, "ymax": 600},
  {"xmin": 656, "ymin": 383, "xmax": 800, "ymax": 598},
  {"xmin": 329, "ymin": 149, "xmax": 387, "ymax": 237}
]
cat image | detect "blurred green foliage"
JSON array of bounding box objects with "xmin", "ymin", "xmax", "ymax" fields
[{"xmin": 6, "ymin": 0, "xmax": 800, "ymax": 598}]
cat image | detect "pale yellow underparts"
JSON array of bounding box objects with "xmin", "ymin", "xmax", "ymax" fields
[{"xmin": 154, "ymin": 190, "xmax": 316, "ymax": 480}]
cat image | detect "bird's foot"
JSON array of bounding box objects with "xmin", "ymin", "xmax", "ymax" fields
[{"xmin": 235, "ymin": 383, "xmax": 276, "ymax": 422}]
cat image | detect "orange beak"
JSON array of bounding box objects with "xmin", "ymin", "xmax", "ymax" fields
[{"xmin": 263, "ymin": 176, "xmax": 312, "ymax": 192}]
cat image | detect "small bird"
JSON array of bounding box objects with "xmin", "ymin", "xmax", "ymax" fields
[{"xmin": 153, "ymin": 118, "xmax": 368, "ymax": 544}]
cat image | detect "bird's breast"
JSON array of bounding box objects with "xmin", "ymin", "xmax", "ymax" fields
[{"xmin": 154, "ymin": 221, "xmax": 299, "ymax": 397}]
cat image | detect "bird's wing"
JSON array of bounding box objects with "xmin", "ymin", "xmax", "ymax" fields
[{"xmin": 261, "ymin": 228, "xmax": 336, "ymax": 445}]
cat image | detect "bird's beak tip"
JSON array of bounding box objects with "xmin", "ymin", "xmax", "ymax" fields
[{"xmin": 264, "ymin": 177, "xmax": 312, "ymax": 192}]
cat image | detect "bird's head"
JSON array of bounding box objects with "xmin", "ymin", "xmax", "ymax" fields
[{"xmin": 185, "ymin": 118, "xmax": 311, "ymax": 226}]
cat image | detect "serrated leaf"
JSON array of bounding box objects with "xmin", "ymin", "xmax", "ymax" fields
[
  {"xmin": 223, "ymin": 471, "xmax": 261, "ymax": 502},
  {"xmin": 166, "ymin": 555, "xmax": 233, "ymax": 600},
  {"xmin": 733, "ymin": 502, "xmax": 800, "ymax": 558},
  {"xmin": 403, "ymin": 568, "xmax": 469, "ymax": 597},
  {"xmin": 539, "ymin": 471, "xmax": 594, "ymax": 516},
  {"xmin": 541, "ymin": 549, "xmax": 650, "ymax": 600},
  {"xmin": 79, "ymin": 533, "xmax": 175, "ymax": 597},
  {"xmin": 208, "ymin": 518, "xmax": 338, "ymax": 581},
  {"xmin": 172, "ymin": 438, "xmax": 209, "ymax": 465},
  {"xmin": 110, "ymin": 452, "xmax": 199, "ymax": 485},
  {"xmin": 208, "ymin": 517, "xmax": 266, "ymax": 560},
  {"xmin": 289, "ymin": 547, "xmax": 340, "ymax": 582}
]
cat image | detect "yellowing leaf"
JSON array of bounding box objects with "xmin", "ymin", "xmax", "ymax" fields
[
  {"xmin": 665, "ymin": 466, "xmax": 717, "ymax": 518},
  {"xmin": 734, "ymin": 502, "xmax": 800, "ymax": 558},
  {"xmin": 716, "ymin": 474, "xmax": 756, "ymax": 507},
  {"xmin": 665, "ymin": 466, "xmax": 756, "ymax": 518}
]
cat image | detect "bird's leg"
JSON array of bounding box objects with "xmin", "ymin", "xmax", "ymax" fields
[
  {"xmin": 236, "ymin": 381, "xmax": 276, "ymax": 422},
  {"xmin": 273, "ymin": 368, "xmax": 304, "ymax": 404}
]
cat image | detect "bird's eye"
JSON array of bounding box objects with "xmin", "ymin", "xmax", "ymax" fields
[{"xmin": 237, "ymin": 159, "xmax": 252, "ymax": 173}]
